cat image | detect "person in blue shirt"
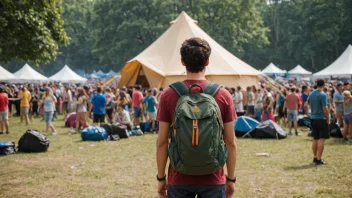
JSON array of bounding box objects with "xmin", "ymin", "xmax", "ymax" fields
[
  {"xmin": 89, "ymin": 87, "xmax": 107, "ymax": 125},
  {"xmin": 143, "ymin": 89, "xmax": 159, "ymax": 132},
  {"xmin": 333, "ymin": 83, "xmax": 344, "ymax": 128},
  {"xmin": 305, "ymin": 79, "xmax": 330, "ymax": 165},
  {"xmin": 300, "ymin": 86, "xmax": 309, "ymax": 114}
]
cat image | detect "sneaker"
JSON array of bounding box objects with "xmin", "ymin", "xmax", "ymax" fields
[
  {"xmin": 295, "ymin": 131, "xmax": 298, "ymax": 136},
  {"xmin": 288, "ymin": 132, "xmax": 293, "ymax": 136},
  {"xmin": 347, "ymin": 139, "xmax": 352, "ymax": 144},
  {"xmin": 313, "ymin": 158, "xmax": 317, "ymax": 164},
  {"xmin": 52, "ymin": 131, "xmax": 58, "ymax": 135},
  {"xmin": 0, "ymin": 132, "xmax": 3, "ymax": 134},
  {"xmin": 315, "ymin": 159, "xmax": 327, "ymax": 165},
  {"xmin": 6, "ymin": 131, "xmax": 10, "ymax": 134}
]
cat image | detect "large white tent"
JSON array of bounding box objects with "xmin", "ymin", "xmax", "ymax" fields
[
  {"xmin": 49, "ymin": 65, "xmax": 87, "ymax": 83},
  {"xmin": 313, "ymin": 44, "xmax": 352, "ymax": 78},
  {"xmin": 0, "ymin": 66, "xmax": 15, "ymax": 82},
  {"xmin": 13, "ymin": 63, "xmax": 49, "ymax": 83},
  {"xmin": 288, "ymin": 65, "xmax": 312, "ymax": 75},
  {"xmin": 118, "ymin": 11, "xmax": 261, "ymax": 88},
  {"xmin": 262, "ymin": 63, "xmax": 286, "ymax": 74}
]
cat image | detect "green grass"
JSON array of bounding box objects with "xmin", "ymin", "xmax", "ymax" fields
[{"xmin": 0, "ymin": 116, "xmax": 352, "ymax": 198}]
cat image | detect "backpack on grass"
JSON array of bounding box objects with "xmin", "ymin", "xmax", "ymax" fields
[
  {"xmin": 0, "ymin": 141, "xmax": 16, "ymax": 155},
  {"xmin": 81, "ymin": 126, "xmax": 108, "ymax": 141},
  {"xmin": 168, "ymin": 82, "xmax": 228, "ymax": 176},
  {"xmin": 18, "ymin": 130, "xmax": 50, "ymax": 153}
]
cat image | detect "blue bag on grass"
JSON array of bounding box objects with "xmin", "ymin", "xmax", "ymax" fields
[
  {"xmin": 81, "ymin": 126, "xmax": 108, "ymax": 141},
  {"xmin": 0, "ymin": 141, "xmax": 16, "ymax": 155}
]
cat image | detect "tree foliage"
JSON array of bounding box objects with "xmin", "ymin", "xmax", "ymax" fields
[{"xmin": 0, "ymin": 0, "xmax": 68, "ymax": 64}]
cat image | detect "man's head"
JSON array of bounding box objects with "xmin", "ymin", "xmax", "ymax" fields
[
  {"xmin": 302, "ymin": 85, "xmax": 308, "ymax": 93},
  {"xmin": 117, "ymin": 104, "xmax": 125, "ymax": 113},
  {"xmin": 180, "ymin": 37, "xmax": 211, "ymax": 73},
  {"xmin": 291, "ymin": 87, "xmax": 296, "ymax": 93},
  {"xmin": 236, "ymin": 86, "xmax": 241, "ymax": 92},
  {"xmin": 344, "ymin": 82, "xmax": 350, "ymax": 91},
  {"xmin": 337, "ymin": 83, "xmax": 343, "ymax": 92},
  {"xmin": 343, "ymin": 90, "xmax": 351, "ymax": 100},
  {"xmin": 97, "ymin": 86, "xmax": 102, "ymax": 93},
  {"xmin": 147, "ymin": 88, "xmax": 153, "ymax": 96},
  {"xmin": 135, "ymin": 85, "xmax": 142, "ymax": 91},
  {"xmin": 316, "ymin": 79, "xmax": 325, "ymax": 88}
]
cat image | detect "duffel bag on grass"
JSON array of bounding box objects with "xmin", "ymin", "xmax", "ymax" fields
[
  {"xmin": 81, "ymin": 126, "xmax": 108, "ymax": 141},
  {"xmin": 18, "ymin": 130, "xmax": 50, "ymax": 152},
  {"xmin": 0, "ymin": 141, "xmax": 16, "ymax": 155},
  {"xmin": 101, "ymin": 124, "xmax": 129, "ymax": 139}
]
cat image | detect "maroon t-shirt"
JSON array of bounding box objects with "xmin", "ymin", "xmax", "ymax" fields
[{"xmin": 157, "ymin": 80, "xmax": 236, "ymax": 185}]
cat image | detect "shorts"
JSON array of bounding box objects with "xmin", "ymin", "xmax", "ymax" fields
[
  {"xmin": 287, "ymin": 110, "xmax": 298, "ymax": 122},
  {"xmin": 343, "ymin": 112, "xmax": 352, "ymax": 124},
  {"xmin": 278, "ymin": 106, "xmax": 286, "ymax": 118},
  {"xmin": 62, "ymin": 102, "xmax": 71, "ymax": 113},
  {"xmin": 336, "ymin": 111, "xmax": 343, "ymax": 118},
  {"xmin": 133, "ymin": 107, "xmax": 142, "ymax": 118},
  {"xmin": 247, "ymin": 105, "xmax": 255, "ymax": 115},
  {"xmin": 44, "ymin": 111, "xmax": 53, "ymax": 124},
  {"xmin": 20, "ymin": 107, "xmax": 29, "ymax": 116},
  {"xmin": 0, "ymin": 111, "xmax": 8, "ymax": 121},
  {"xmin": 106, "ymin": 108, "xmax": 113, "ymax": 117},
  {"xmin": 93, "ymin": 114, "xmax": 105, "ymax": 123},
  {"xmin": 311, "ymin": 119, "xmax": 330, "ymax": 140},
  {"xmin": 147, "ymin": 112, "xmax": 157, "ymax": 120}
]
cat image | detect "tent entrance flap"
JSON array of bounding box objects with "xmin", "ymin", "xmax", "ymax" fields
[{"xmin": 136, "ymin": 66, "xmax": 150, "ymax": 88}]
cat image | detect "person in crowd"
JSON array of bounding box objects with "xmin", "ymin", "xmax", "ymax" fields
[
  {"xmin": 42, "ymin": 87, "xmax": 58, "ymax": 135},
  {"xmin": 55, "ymin": 84, "xmax": 62, "ymax": 115},
  {"xmin": 305, "ymin": 79, "xmax": 330, "ymax": 165},
  {"xmin": 132, "ymin": 85, "xmax": 144, "ymax": 126},
  {"xmin": 89, "ymin": 87, "xmax": 107, "ymax": 125},
  {"xmin": 284, "ymin": 87, "xmax": 301, "ymax": 136},
  {"xmin": 113, "ymin": 103, "xmax": 132, "ymax": 130},
  {"xmin": 156, "ymin": 87, "xmax": 164, "ymax": 103},
  {"xmin": 156, "ymin": 37, "xmax": 237, "ymax": 198},
  {"xmin": 62, "ymin": 85, "xmax": 72, "ymax": 118},
  {"xmin": 75, "ymin": 88, "xmax": 89, "ymax": 132},
  {"xmin": 12, "ymin": 85, "xmax": 20, "ymax": 116},
  {"xmin": 6, "ymin": 86, "xmax": 14, "ymax": 118},
  {"xmin": 0, "ymin": 86, "xmax": 10, "ymax": 134},
  {"xmin": 343, "ymin": 90, "xmax": 352, "ymax": 143},
  {"xmin": 334, "ymin": 83, "xmax": 344, "ymax": 127},
  {"xmin": 254, "ymin": 88, "xmax": 264, "ymax": 122},
  {"xmin": 105, "ymin": 88, "xmax": 115, "ymax": 123},
  {"xmin": 262, "ymin": 87, "xmax": 274, "ymax": 121},
  {"xmin": 18, "ymin": 86, "xmax": 31, "ymax": 125},
  {"xmin": 276, "ymin": 88, "xmax": 287, "ymax": 126},
  {"xmin": 143, "ymin": 89, "xmax": 159, "ymax": 132},
  {"xmin": 235, "ymin": 86, "xmax": 244, "ymax": 117},
  {"xmin": 246, "ymin": 86, "xmax": 255, "ymax": 118},
  {"xmin": 31, "ymin": 87, "xmax": 40, "ymax": 117},
  {"xmin": 116, "ymin": 91, "xmax": 130, "ymax": 112},
  {"xmin": 301, "ymin": 86, "xmax": 309, "ymax": 114},
  {"xmin": 344, "ymin": 82, "xmax": 350, "ymax": 93}
]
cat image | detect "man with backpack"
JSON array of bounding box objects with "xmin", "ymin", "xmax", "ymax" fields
[{"xmin": 156, "ymin": 37, "xmax": 237, "ymax": 198}]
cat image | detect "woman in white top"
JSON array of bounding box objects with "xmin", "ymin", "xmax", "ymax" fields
[
  {"xmin": 42, "ymin": 87, "xmax": 58, "ymax": 135},
  {"xmin": 75, "ymin": 88, "xmax": 89, "ymax": 133}
]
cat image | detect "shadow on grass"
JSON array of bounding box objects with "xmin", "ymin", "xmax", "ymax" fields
[
  {"xmin": 284, "ymin": 164, "xmax": 316, "ymax": 170},
  {"xmin": 325, "ymin": 138, "xmax": 345, "ymax": 145}
]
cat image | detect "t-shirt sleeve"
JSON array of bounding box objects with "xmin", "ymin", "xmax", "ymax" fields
[
  {"xmin": 218, "ymin": 88, "xmax": 236, "ymax": 123},
  {"xmin": 333, "ymin": 93, "xmax": 338, "ymax": 101},
  {"xmin": 156, "ymin": 88, "xmax": 172, "ymax": 123}
]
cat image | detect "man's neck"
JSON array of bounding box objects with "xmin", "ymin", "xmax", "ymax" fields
[
  {"xmin": 186, "ymin": 71, "xmax": 206, "ymax": 80},
  {"xmin": 317, "ymin": 87, "xmax": 323, "ymax": 91}
]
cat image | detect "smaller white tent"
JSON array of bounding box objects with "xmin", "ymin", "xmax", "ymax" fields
[
  {"xmin": 13, "ymin": 63, "xmax": 48, "ymax": 83},
  {"xmin": 262, "ymin": 63, "xmax": 286, "ymax": 74},
  {"xmin": 50, "ymin": 65, "xmax": 87, "ymax": 83},
  {"xmin": 0, "ymin": 66, "xmax": 15, "ymax": 82},
  {"xmin": 288, "ymin": 65, "xmax": 312, "ymax": 75},
  {"xmin": 313, "ymin": 44, "xmax": 352, "ymax": 78}
]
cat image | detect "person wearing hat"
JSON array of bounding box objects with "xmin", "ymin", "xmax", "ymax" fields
[
  {"xmin": 0, "ymin": 86, "xmax": 10, "ymax": 134},
  {"xmin": 334, "ymin": 83, "xmax": 344, "ymax": 128}
]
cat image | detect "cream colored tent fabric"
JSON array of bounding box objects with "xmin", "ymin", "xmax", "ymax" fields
[
  {"xmin": 13, "ymin": 63, "xmax": 49, "ymax": 83},
  {"xmin": 118, "ymin": 11, "xmax": 261, "ymax": 88},
  {"xmin": 262, "ymin": 63, "xmax": 286, "ymax": 74},
  {"xmin": 313, "ymin": 44, "xmax": 352, "ymax": 78},
  {"xmin": 0, "ymin": 66, "xmax": 15, "ymax": 82},
  {"xmin": 49, "ymin": 65, "xmax": 87, "ymax": 83},
  {"xmin": 288, "ymin": 65, "xmax": 312, "ymax": 75}
]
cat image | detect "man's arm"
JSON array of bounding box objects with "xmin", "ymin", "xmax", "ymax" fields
[
  {"xmin": 283, "ymin": 101, "xmax": 287, "ymax": 112},
  {"xmin": 156, "ymin": 121, "xmax": 169, "ymax": 178},
  {"xmin": 334, "ymin": 94, "xmax": 344, "ymax": 104},
  {"xmin": 322, "ymin": 106, "xmax": 330, "ymax": 123},
  {"xmin": 223, "ymin": 121, "xmax": 236, "ymax": 179}
]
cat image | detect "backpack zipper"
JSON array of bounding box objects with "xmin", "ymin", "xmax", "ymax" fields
[{"xmin": 192, "ymin": 120, "xmax": 199, "ymax": 146}]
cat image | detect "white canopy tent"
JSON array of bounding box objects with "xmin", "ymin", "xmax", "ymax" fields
[
  {"xmin": 288, "ymin": 65, "xmax": 312, "ymax": 75},
  {"xmin": 262, "ymin": 63, "xmax": 286, "ymax": 74},
  {"xmin": 313, "ymin": 44, "xmax": 352, "ymax": 79},
  {"xmin": 13, "ymin": 63, "xmax": 49, "ymax": 83},
  {"xmin": 49, "ymin": 65, "xmax": 87, "ymax": 83},
  {"xmin": 0, "ymin": 66, "xmax": 15, "ymax": 82}
]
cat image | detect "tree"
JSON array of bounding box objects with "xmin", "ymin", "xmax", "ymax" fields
[{"xmin": 0, "ymin": 0, "xmax": 68, "ymax": 64}]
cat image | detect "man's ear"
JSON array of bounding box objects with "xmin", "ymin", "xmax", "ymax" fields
[
  {"xmin": 181, "ymin": 59, "xmax": 186, "ymax": 66},
  {"xmin": 205, "ymin": 59, "xmax": 209, "ymax": 66}
]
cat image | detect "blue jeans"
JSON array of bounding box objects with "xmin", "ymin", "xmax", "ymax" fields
[
  {"xmin": 168, "ymin": 185, "xmax": 225, "ymax": 198},
  {"xmin": 255, "ymin": 108, "xmax": 262, "ymax": 121},
  {"xmin": 44, "ymin": 111, "xmax": 53, "ymax": 125}
]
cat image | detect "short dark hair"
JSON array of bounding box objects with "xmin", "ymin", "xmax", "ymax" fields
[
  {"xmin": 237, "ymin": 86, "xmax": 241, "ymax": 91},
  {"xmin": 313, "ymin": 85, "xmax": 318, "ymax": 89},
  {"xmin": 316, "ymin": 79, "xmax": 325, "ymax": 87},
  {"xmin": 291, "ymin": 87, "xmax": 296, "ymax": 92},
  {"xmin": 180, "ymin": 37, "xmax": 211, "ymax": 73},
  {"xmin": 302, "ymin": 86, "xmax": 307, "ymax": 92},
  {"xmin": 0, "ymin": 86, "xmax": 4, "ymax": 93},
  {"xmin": 97, "ymin": 87, "xmax": 102, "ymax": 93},
  {"xmin": 344, "ymin": 82, "xmax": 349, "ymax": 86},
  {"xmin": 135, "ymin": 85, "xmax": 142, "ymax": 90}
]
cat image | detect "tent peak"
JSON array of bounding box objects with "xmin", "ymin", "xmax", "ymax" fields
[{"xmin": 170, "ymin": 11, "xmax": 198, "ymax": 25}]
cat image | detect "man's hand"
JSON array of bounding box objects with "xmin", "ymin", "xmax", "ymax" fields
[
  {"xmin": 226, "ymin": 181, "xmax": 235, "ymax": 198},
  {"xmin": 157, "ymin": 180, "xmax": 167, "ymax": 198}
]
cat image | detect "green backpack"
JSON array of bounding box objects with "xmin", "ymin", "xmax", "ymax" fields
[{"xmin": 168, "ymin": 82, "xmax": 228, "ymax": 175}]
